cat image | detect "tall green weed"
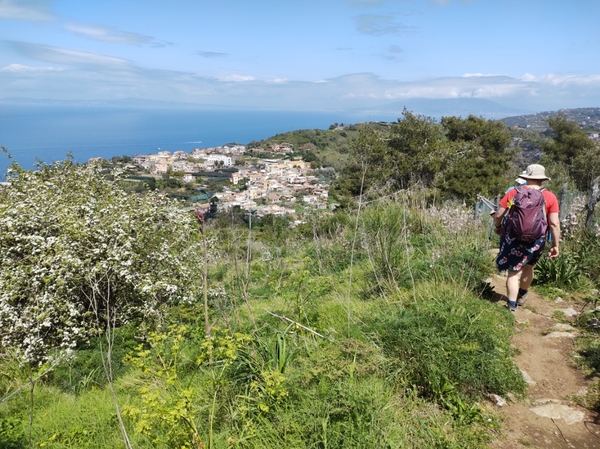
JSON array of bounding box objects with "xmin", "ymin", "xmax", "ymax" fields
[{"xmin": 357, "ymin": 200, "xmax": 492, "ymax": 297}]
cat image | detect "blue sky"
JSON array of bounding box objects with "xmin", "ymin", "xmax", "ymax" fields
[{"xmin": 1, "ymin": 0, "xmax": 600, "ymax": 113}]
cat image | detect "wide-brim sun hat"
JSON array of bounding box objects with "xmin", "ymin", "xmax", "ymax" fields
[{"xmin": 520, "ymin": 164, "xmax": 550, "ymax": 181}]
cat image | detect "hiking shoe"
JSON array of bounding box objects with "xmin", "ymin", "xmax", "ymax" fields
[
  {"xmin": 505, "ymin": 301, "xmax": 517, "ymax": 313},
  {"xmin": 517, "ymin": 293, "xmax": 528, "ymax": 306}
]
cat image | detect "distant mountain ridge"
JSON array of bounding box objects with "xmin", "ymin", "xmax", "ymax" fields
[
  {"xmin": 2, "ymin": 96, "xmax": 599, "ymax": 131},
  {"xmin": 0, "ymin": 96, "xmax": 535, "ymax": 119}
]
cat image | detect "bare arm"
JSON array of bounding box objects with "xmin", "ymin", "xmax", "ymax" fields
[
  {"xmin": 547, "ymin": 211, "xmax": 560, "ymax": 259},
  {"xmin": 494, "ymin": 206, "xmax": 507, "ymax": 235}
]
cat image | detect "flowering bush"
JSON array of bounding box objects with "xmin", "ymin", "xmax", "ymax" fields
[
  {"xmin": 560, "ymin": 195, "xmax": 588, "ymax": 240},
  {"xmin": 0, "ymin": 161, "xmax": 203, "ymax": 364},
  {"xmin": 426, "ymin": 203, "xmax": 478, "ymax": 236}
]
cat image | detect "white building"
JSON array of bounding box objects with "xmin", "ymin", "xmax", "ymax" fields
[{"xmin": 204, "ymin": 154, "xmax": 232, "ymax": 168}]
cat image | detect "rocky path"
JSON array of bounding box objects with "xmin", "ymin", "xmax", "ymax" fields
[{"xmin": 488, "ymin": 273, "xmax": 600, "ymax": 449}]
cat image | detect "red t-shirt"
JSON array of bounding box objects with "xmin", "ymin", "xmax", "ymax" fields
[{"xmin": 499, "ymin": 187, "xmax": 559, "ymax": 215}]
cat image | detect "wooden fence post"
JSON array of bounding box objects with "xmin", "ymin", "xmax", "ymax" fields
[{"xmin": 585, "ymin": 176, "xmax": 600, "ymax": 231}]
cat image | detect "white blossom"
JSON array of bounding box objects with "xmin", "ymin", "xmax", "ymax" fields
[{"xmin": 0, "ymin": 161, "xmax": 206, "ymax": 364}]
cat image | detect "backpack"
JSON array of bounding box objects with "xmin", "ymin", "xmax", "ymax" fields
[{"xmin": 505, "ymin": 187, "xmax": 547, "ymax": 242}]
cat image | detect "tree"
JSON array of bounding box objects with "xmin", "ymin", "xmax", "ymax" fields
[
  {"xmin": 440, "ymin": 115, "xmax": 515, "ymax": 199},
  {"xmin": 302, "ymin": 151, "xmax": 317, "ymax": 163},
  {"xmin": 433, "ymin": 140, "xmax": 486, "ymax": 199},
  {"xmin": 571, "ymin": 142, "xmax": 600, "ymax": 192},
  {"xmin": 386, "ymin": 109, "xmax": 445, "ymax": 187},
  {"xmin": 0, "ymin": 160, "xmax": 203, "ymax": 365},
  {"xmin": 330, "ymin": 126, "xmax": 390, "ymax": 206},
  {"xmin": 332, "ymin": 110, "xmax": 518, "ymax": 204},
  {"xmin": 145, "ymin": 176, "xmax": 157, "ymax": 190},
  {"xmin": 541, "ymin": 115, "xmax": 598, "ymax": 191},
  {"xmin": 111, "ymin": 155, "xmax": 132, "ymax": 164},
  {"xmin": 332, "ymin": 109, "xmax": 444, "ymax": 205},
  {"xmin": 442, "ymin": 115, "xmax": 511, "ymax": 153},
  {"xmin": 542, "ymin": 114, "xmax": 594, "ymax": 165}
]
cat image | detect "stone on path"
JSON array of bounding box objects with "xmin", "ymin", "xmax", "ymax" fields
[
  {"xmin": 520, "ymin": 370, "xmax": 536, "ymax": 385},
  {"xmin": 553, "ymin": 323, "xmax": 577, "ymax": 331},
  {"xmin": 529, "ymin": 403, "xmax": 585, "ymax": 425},
  {"xmin": 543, "ymin": 331, "xmax": 576, "ymax": 339},
  {"xmin": 557, "ymin": 307, "xmax": 578, "ymax": 317},
  {"xmin": 489, "ymin": 393, "xmax": 507, "ymax": 407}
]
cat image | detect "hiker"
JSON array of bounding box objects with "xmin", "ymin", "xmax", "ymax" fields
[
  {"xmin": 494, "ymin": 164, "xmax": 561, "ymax": 312},
  {"xmin": 506, "ymin": 173, "xmax": 527, "ymax": 193},
  {"xmin": 490, "ymin": 173, "xmax": 528, "ymax": 217}
]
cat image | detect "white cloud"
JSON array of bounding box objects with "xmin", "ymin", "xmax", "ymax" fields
[
  {"xmin": 3, "ymin": 48, "xmax": 600, "ymax": 112},
  {"xmin": 392, "ymin": 76, "xmax": 526, "ymax": 100},
  {"xmin": 216, "ymin": 74, "xmax": 256, "ymax": 82},
  {"xmin": 6, "ymin": 41, "xmax": 134, "ymax": 70},
  {"xmin": 521, "ymin": 73, "xmax": 536, "ymax": 82},
  {"xmin": 462, "ymin": 73, "xmax": 506, "ymax": 78},
  {"xmin": 518, "ymin": 72, "xmax": 600, "ymax": 87},
  {"xmin": 0, "ymin": 0, "xmax": 53, "ymax": 21},
  {"xmin": 63, "ymin": 22, "xmax": 154, "ymax": 46},
  {"xmin": 0, "ymin": 63, "xmax": 62, "ymax": 72}
]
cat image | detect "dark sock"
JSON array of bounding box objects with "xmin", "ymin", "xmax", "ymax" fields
[{"xmin": 518, "ymin": 288, "xmax": 528, "ymax": 298}]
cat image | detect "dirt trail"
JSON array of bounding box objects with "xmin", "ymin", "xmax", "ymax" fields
[{"xmin": 488, "ymin": 273, "xmax": 600, "ymax": 449}]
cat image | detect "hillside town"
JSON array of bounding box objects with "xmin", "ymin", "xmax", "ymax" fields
[{"xmin": 112, "ymin": 143, "xmax": 332, "ymax": 218}]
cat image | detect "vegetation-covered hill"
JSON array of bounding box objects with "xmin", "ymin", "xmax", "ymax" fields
[
  {"xmin": 247, "ymin": 122, "xmax": 391, "ymax": 171},
  {"xmin": 501, "ymin": 107, "xmax": 600, "ymax": 132},
  {"xmin": 248, "ymin": 108, "xmax": 600, "ymax": 182},
  {"xmin": 250, "ymin": 108, "xmax": 600, "ymax": 149}
]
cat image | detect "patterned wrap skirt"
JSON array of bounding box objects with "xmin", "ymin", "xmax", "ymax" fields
[{"xmin": 496, "ymin": 232, "xmax": 546, "ymax": 272}]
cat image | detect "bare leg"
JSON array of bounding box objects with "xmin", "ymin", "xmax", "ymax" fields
[
  {"xmin": 506, "ymin": 270, "xmax": 520, "ymax": 302},
  {"xmin": 519, "ymin": 264, "xmax": 534, "ymax": 290}
]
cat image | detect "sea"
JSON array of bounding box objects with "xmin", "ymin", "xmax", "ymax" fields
[{"xmin": 0, "ymin": 105, "xmax": 400, "ymax": 177}]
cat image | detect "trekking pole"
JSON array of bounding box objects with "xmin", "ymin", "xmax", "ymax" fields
[{"xmin": 486, "ymin": 212, "xmax": 496, "ymax": 252}]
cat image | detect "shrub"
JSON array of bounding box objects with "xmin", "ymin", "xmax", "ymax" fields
[
  {"xmin": 533, "ymin": 253, "xmax": 582, "ymax": 289},
  {"xmin": 0, "ymin": 161, "xmax": 203, "ymax": 364},
  {"xmin": 367, "ymin": 286, "xmax": 525, "ymax": 403}
]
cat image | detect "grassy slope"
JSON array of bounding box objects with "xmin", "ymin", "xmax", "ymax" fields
[{"xmin": 1, "ymin": 197, "xmax": 528, "ymax": 449}]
